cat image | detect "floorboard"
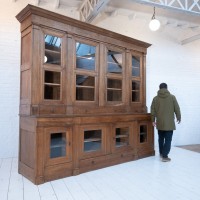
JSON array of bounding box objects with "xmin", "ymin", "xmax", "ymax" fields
[{"xmin": 0, "ymin": 147, "xmax": 200, "ymax": 200}]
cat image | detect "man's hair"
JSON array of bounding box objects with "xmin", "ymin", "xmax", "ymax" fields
[{"xmin": 159, "ymin": 83, "xmax": 167, "ymax": 89}]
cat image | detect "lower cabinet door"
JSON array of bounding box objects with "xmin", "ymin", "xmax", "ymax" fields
[
  {"xmin": 111, "ymin": 122, "xmax": 135, "ymax": 153},
  {"xmin": 44, "ymin": 127, "xmax": 72, "ymax": 166},
  {"xmin": 78, "ymin": 124, "xmax": 107, "ymax": 159},
  {"xmin": 137, "ymin": 121, "xmax": 154, "ymax": 157}
]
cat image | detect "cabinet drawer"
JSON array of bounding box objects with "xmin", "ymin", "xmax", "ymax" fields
[
  {"xmin": 107, "ymin": 151, "xmax": 136, "ymax": 165},
  {"xmin": 79, "ymin": 155, "xmax": 107, "ymax": 168}
]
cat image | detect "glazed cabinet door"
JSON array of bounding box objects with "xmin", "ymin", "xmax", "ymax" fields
[
  {"xmin": 45, "ymin": 127, "xmax": 72, "ymax": 166},
  {"xmin": 137, "ymin": 121, "xmax": 154, "ymax": 157},
  {"xmin": 78, "ymin": 125, "xmax": 107, "ymax": 159},
  {"xmin": 39, "ymin": 28, "xmax": 67, "ymax": 113},
  {"xmin": 111, "ymin": 122, "xmax": 134, "ymax": 153}
]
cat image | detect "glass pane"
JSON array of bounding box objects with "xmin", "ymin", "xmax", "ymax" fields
[
  {"xmin": 132, "ymin": 55, "xmax": 140, "ymax": 77},
  {"xmin": 84, "ymin": 130, "xmax": 102, "ymax": 152},
  {"xmin": 140, "ymin": 125, "xmax": 147, "ymax": 143},
  {"xmin": 44, "ymin": 71, "xmax": 61, "ymax": 100},
  {"xmin": 107, "ymin": 79, "xmax": 122, "ymax": 101},
  {"xmin": 132, "ymin": 81, "xmax": 140, "ymax": 102},
  {"xmin": 45, "ymin": 71, "xmax": 60, "ymax": 84},
  {"xmin": 50, "ymin": 133, "xmax": 66, "ymax": 158},
  {"xmin": 76, "ymin": 75, "xmax": 95, "ymax": 101},
  {"xmin": 44, "ymin": 85, "xmax": 60, "ymax": 100},
  {"xmin": 76, "ymin": 42, "xmax": 96, "ymax": 71},
  {"xmin": 76, "ymin": 88, "xmax": 94, "ymax": 101},
  {"xmin": 76, "ymin": 75, "xmax": 94, "ymax": 87},
  {"xmin": 107, "ymin": 50, "xmax": 122, "ymax": 74},
  {"xmin": 115, "ymin": 127, "xmax": 129, "ymax": 147},
  {"xmin": 45, "ymin": 34, "xmax": 61, "ymax": 65},
  {"xmin": 107, "ymin": 90, "xmax": 122, "ymax": 101},
  {"xmin": 107, "ymin": 79, "xmax": 122, "ymax": 89}
]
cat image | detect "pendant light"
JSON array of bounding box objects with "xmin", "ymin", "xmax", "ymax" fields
[{"xmin": 149, "ymin": 7, "xmax": 160, "ymax": 31}]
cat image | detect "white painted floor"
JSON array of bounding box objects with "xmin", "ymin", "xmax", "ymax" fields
[{"xmin": 0, "ymin": 147, "xmax": 200, "ymax": 200}]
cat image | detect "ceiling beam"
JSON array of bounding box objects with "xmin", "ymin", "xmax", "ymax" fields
[
  {"xmin": 35, "ymin": 0, "xmax": 40, "ymax": 6},
  {"xmin": 79, "ymin": 0, "xmax": 110, "ymax": 23},
  {"xmin": 134, "ymin": 0, "xmax": 200, "ymax": 15},
  {"xmin": 181, "ymin": 34, "xmax": 200, "ymax": 45},
  {"xmin": 55, "ymin": 0, "xmax": 60, "ymax": 9}
]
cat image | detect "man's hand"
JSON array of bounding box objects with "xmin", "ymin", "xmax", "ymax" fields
[
  {"xmin": 152, "ymin": 122, "xmax": 156, "ymax": 127},
  {"xmin": 177, "ymin": 120, "xmax": 181, "ymax": 124}
]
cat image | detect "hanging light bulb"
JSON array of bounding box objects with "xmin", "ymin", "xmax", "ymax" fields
[
  {"xmin": 44, "ymin": 55, "xmax": 48, "ymax": 63},
  {"xmin": 149, "ymin": 7, "xmax": 160, "ymax": 31}
]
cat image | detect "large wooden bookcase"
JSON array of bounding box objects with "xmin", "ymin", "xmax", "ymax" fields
[{"xmin": 16, "ymin": 4, "xmax": 154, "ymax": 185}]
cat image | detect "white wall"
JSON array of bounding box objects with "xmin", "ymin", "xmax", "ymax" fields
[
  {"xmin": 0, "ymin": 1, "xmax": 200, "ymax": 158},
  {"xmin": 0, "ymin": 0, "xmax": 79, "ymax": 158},
  {"xmin": 96, "ymin": 14, "xmax": 200, "ymax": 147}
]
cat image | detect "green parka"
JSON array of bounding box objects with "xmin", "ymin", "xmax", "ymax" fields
[{"xmin": 151, "ymin": 88, "xmax": 181, "ymax": 131}]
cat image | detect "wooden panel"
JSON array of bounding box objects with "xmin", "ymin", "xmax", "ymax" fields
[
  {"xmin": 31, "ymin": 25, "xmax": 41, "ymax": 105},
  {"xmin": 107, "ymin": 151, "xmax": 136, "ymax": 164},
  {"xmin": 20, "ymin": 129, "xmax": 35, "ymax": 169},
  {"xmin": 39, "ymin": 105, "xmax": 66, "ymax": 115},
  {"xmin": 20, "ymin": 117, "xmax": 36, "ymax": 132},
  {"xmin": 137, "ymin": 148, "xmax": 155, "ymax": 158},
  {"xmin": 79, "ymin": 155, "xmax": 107, "ymax": 173},
  {"xmin": 21, "ymin": 70, "xmax": 31, "ymax": 104},
  {"xmin": 79, "ymin": 155, "xmax": 107, "ymax": 168},
  {"xmin": 44, "ymin": 162, "xmax": 73, "ymax": 182},
  {"xmin": 18, "ymin": 161, "xmax": 35, "ymax": 184},
  {"xmin": 21, "ymin": 31, "xmax": 32, "ymax": 71},
  {"xmin": 20, "ymin": 104, "xmax": 31, "ymax": 115}
]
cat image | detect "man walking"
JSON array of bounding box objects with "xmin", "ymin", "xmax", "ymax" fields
[{"xmin": 151, "ymin": 83, "xmax": 181, "ymax": 162}]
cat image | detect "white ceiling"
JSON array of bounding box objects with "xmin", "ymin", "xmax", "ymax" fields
[{"xmin": 25, "ymin": 0, "xmax": 200, "ymax": 44}]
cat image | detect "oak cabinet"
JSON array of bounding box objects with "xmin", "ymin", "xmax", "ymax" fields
[{"xmin": 16, "ymin": 4, "xmax": 154, "ymax": 184}]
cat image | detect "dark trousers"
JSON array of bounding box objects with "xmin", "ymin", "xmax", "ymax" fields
[{"xmin": 158, "ymin": 130, "xmax": 173, "ymax": 158}]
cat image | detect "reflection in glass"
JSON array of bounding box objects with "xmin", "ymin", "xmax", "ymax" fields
[
  {"xmin": 132, "ymin": 81, "xmax": 140, "ymax": 102},
  {"xmin": 44, "ymin": 71, "xmax": 61, "ymax": 100},
  {"xmin": 76, "ymin": 42, "xmax": 96, "ymax": 71},
  {"xmin": 140, "ymin": 125, "xmax": 147, "ymax": 143},
  {"xmin": 132, "ymin": 55, "xmax": 140, "ymax": 77},
  {"xmin": 115, "ymin": 127, "xmax": 129, "ymax": 147},
  {"xmin": 50, "ymin": 133, "xmax": 66, "ymax": 158},
  {"xmin": 45, "ymin": 35, "xmax": 61, "ymax": 65},
  {"xmin": 84, "ymin": 130, "xmax": 102, "ymax": 152},
  {"xmin": 107, "ymin": 79, "xmax": 122, "ymax": 101},
  {"xmin": 76, "ymin": 75, "xmax": 95, "ymax": 101},
  {"xmin": 107, "ymin": 50, "xmax": 122, "ymax": 74}
]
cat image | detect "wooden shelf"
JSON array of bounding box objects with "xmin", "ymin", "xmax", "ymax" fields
[{"xmin": 84, "ymin": 138, "xmax": 101, "ymax": 143}]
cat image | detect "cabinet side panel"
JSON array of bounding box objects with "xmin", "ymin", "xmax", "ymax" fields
[
  {"xmin": 20, "ymin": 30, "xmax": 32, "ymax": 109},
  {"xmin": 21, "ymin": 70, "xmax": 31, "ymax": 103},
  {"xmin": 21, "ymin": 32, "xmax": 32, "ymax": 70},
  {"xmin": 20, "ymin": 129, "xmax": 35, "ymax": 168}
]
